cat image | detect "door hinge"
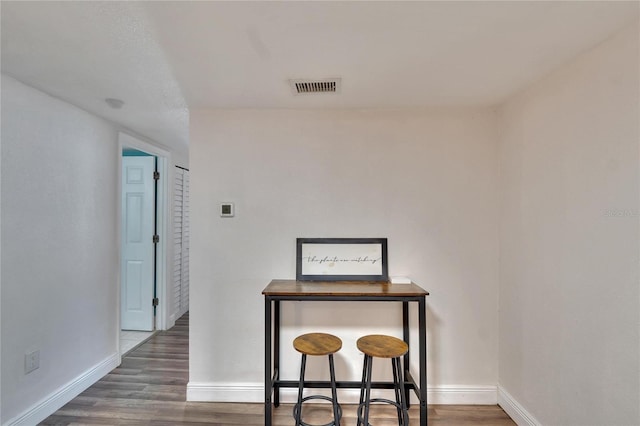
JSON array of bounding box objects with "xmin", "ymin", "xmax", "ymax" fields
[
  {"xmin": 152, "ymin": 298, "xmax": 159, "ymax": 307},
  {"xmin": 153, "ymin": 235, "xmax": 159, "ymax": 243},
  {"xmin": 153, "ymin": 171, "xmax": 160, "ymax": 180}
]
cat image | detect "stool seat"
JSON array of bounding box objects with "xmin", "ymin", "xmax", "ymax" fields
[
  {"xmin": 357, "ymin": 335, "xmax": 408, "ymax": 359},
  {"xmin": 294, "ymin": 333, "xmax": 342, "ymax": 356}
]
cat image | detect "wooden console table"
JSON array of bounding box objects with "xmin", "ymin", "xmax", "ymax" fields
[{"xmin": 263, "ymin": 279, "xmax": 430, "ymax": 425}]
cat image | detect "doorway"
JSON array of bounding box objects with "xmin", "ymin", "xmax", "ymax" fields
[{"xmin": 118, "ymin": 133, "xmax": 170, "ymax": 356}]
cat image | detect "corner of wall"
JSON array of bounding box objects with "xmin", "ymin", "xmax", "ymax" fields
[
  {"xmin": 2, "ymin": 354, "xmax": 119, "ymax": 426},
  {"xmin": 497, "ymin": 386, "xmax": 541, "ymax": 426}
]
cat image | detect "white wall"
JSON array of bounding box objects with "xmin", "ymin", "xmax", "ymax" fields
[
  {"xmin": 0, "ymin": 75, "xmax": 120, "ymax": 423},
  {"xmin": 498, "ymin": 22, "xmax": 639, "ymax": 425},
  {"xmin": 0, "ymin": 74, "xmax": 3, "ymax": 424},
  {"xmin": 188, "ymin": 108, "xmax": 500, "ymax": 402},
  {"xmin": 0, "ymin": 74, "xmax": 189, "ymax": 424}
]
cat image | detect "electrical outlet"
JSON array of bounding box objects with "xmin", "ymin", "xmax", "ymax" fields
[{"xmin": 25, "ymin": 350, "xmax": 40, "ymax": 374}]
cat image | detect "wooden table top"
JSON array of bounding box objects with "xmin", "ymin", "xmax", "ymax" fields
[{"xmin": 262, "ymin": 279, "xmax": 429, "ymax": 297}]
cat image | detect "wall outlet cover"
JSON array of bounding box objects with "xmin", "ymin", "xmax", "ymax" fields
[{"xmin": 25, "ymin": 350, "xmax": 40, "ymax": 374}]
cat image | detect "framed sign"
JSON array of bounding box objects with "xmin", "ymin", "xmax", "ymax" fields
[{"xmin": 296, "ymin": 238, "xmax": 388, "ymax": 281}]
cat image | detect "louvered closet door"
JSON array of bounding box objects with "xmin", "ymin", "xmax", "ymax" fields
[
  {"xmin": 173, "ymin": 167, "xmax": 190, "ymax": 319},
  {"xmin": 180, "ymin": 171, "xmax": 189, "ymax": 313}
]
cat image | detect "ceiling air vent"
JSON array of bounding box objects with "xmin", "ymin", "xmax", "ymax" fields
[{"xmin": 289, "ymin": 78, "xmax": 341, "ymax": 95}]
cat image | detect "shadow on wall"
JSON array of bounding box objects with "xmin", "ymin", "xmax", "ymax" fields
[{"xmin": 426, "ymin": 304, "xmax": 441, "ymax": 389}]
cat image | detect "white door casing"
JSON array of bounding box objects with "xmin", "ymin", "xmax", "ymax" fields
[{"xmin": 121, "ymin": 156, "xmax": 155, "ymax": 331}]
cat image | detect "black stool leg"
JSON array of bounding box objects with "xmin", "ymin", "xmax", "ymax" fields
[
  {"xmin": 295, "ymin": 354, "xmax": 307, "ymax": 426},
  {"xmin": 393, "ymin": 356, "xmax": 409, "ymax": 426},
  {"xmin": 357, "ymin": 354, "xmax": 368, "ymax": 426},
  {"xmin": 363, "ymin": 355, "xmax": 373, "ymax": 426},
  {"xmin": 328, "ymin": 354, "xmax": 340, "ymax": 426},
  {"xmin": 392, "ymin": 357, "xmax": 403, "ymax": 423}
]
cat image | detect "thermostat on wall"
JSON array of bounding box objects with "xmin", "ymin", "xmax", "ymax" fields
[{"xmin": 220, "ymin": 202, "xmax": 234, "ymax": 217}]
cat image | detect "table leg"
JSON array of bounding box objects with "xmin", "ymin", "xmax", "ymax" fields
[
  {"xmin": 419, "ymin": 298, "xmax": 427, "ymax": 426},
  {"xmin": 274, "ymin": 300, "xmax": 281, "ymax": 407},
  {"xmin": 265, "ymin": 297, "xmax": 272, "ymax": 426},
  {"xmin": 402, "ymin": 301, "xmax": 410, "ymax": 408}
]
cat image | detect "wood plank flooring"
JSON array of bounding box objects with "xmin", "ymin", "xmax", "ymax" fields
[{"xmin": 41, "ymin": 313, "xmax": 515, "ymax": 425}]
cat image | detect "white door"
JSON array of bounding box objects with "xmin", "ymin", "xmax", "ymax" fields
[{"xmin": 121, "ymin": 156, "xmax": 155, "ymax": 331}]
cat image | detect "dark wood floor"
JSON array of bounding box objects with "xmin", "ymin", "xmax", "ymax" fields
[{"xmin": 41, "ymin": 313, "xmax": 515, "ymax": 425}]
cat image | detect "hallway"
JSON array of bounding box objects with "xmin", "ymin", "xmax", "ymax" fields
[{"xmin": 41, "ymin": 314, "xmax": 189, "ymax": 425}]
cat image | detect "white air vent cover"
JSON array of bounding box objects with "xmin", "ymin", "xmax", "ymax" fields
[{"xmin": 289, "ymin": 78, "xmax": 341, "ymax": 95}]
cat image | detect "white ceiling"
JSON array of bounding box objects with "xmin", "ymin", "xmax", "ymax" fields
[{"xmin": 2, "ymin": 1, "xmax": 638, "ymax": 152}]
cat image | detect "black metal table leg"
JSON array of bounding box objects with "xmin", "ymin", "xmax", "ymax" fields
[
  {"xmin": 265, "ymin": 297, "xmax": 272, "ymax": 426},
  {"xmin": 274, "ymin": 300, "xmax": 281, "ymax": 407},
  {"xmin": 402, "ymin": 301, "xmax": 410, "ymax": 408},
  {"xmin": 419, "ymin": 297, "xmax": 427, "ymax": 426}
]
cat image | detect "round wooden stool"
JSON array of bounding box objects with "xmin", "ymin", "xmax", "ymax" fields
[
  {"xmin": 293, "ymin": 333, "xmax": 343, "ymax": 426},
  {"xmin": 356, "ymin": 335, "xmax": 409, "ymax": 426}
]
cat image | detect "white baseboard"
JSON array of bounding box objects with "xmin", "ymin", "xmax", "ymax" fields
[
  {"xmin": 187, "ymin": 382, "xmax": 497, "ymax": 405},
  {"xmin": 428, "ymin": 385, "xmax": 497, "ymax": 404},
  {"xmin": 4, "ymin": 353, "xmax": 119, "ymax": 426},
  {"xmin": 166, "ymin": 313, "xmax": 177, "ymax": 331},
  {"xmin": 187, "ymin": 382, "xmax": 265, "ymax": 402},
  {"xmin": 497, "ymin": 386, "xmax": 540, "ymax": 426}
]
